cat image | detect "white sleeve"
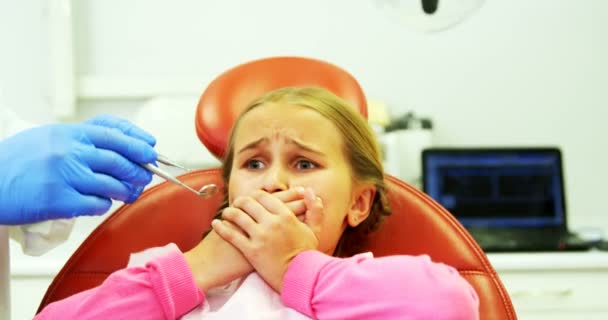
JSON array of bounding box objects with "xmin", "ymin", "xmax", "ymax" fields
[
  {"xmin": 9, "ymin": 220, "xmax": 76, "ymax": 256},
  {"xmin": 0, "ymin": 104, "xmax": 77, "ymax": 256}
]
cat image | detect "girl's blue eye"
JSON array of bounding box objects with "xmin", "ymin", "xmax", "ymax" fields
[
  {"xmin": 296, "ymin": 159, "xmax": 316, "ymax": 170},
  {"xmin": 246, "ymin": 159, "xmax": 265, "ymax": 169}
]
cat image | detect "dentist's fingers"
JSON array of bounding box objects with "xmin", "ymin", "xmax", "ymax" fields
[
  {"xmin": 86, "ymin": 114, "xmax": 156, "ymax": 146},
  {"xmin": 82, "ymin": 124, "xmax": 157, "ymax": 164},
  {"xmin": 72, "ymin": 170, "xmax": 133, "ymax": 203},
  {"xmin": 82, "ymin": 148, "xmax": 153, "ymax": 186},
  {"xmin": 60, "ymin": 192, "xmax": 112, "ymax": 217}
]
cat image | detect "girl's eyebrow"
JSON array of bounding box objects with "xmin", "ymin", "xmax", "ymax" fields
[
  {"xmin": 236, "ymin": 136, "xmax": 326, "ymax": 157},
  {"xmin": 287, "ymin": 138, "xmax": 325, "ymax": 157},
  {"xmin": 237, "ymin": 137, "xmax": 268, "ymax": 155}
]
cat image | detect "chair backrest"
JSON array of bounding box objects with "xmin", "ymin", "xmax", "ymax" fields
[
  {"xmin": 38, "ymin": 57, "xmax": 516, "ymax": 320},
  {"xmin": 195, "ymin": 56, "xmax": 367, "ymax": 159}
]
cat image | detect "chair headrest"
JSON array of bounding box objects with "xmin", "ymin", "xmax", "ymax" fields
[{"xmin": 195, "ymin": 56, "xmax": 368, "ymax": 159}]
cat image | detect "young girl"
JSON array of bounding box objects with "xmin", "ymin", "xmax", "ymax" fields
[{"xmin": 36, "ymin": 87, "xmax": 479, "ymax": 319}]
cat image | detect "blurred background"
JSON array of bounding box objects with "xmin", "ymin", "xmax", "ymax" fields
[{"xmin": 1, "ymin": 1, "xmax": 607, "ymax": 319}]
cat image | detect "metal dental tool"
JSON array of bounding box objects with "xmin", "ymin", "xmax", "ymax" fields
[
  {"xmin": 141, "ymin": 154, "xmax": 218, "ymax": 198},
  {"xmin": 157, "ymin": 154, "xmax": 191, "ymax": 172}
]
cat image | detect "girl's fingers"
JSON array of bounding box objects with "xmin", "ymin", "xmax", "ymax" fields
[
  {"xmin": 302, "ymin": 187, "xmax": 324, "ymax": 238},
  {"xmin": 231, "ymin": 189, "xmax": 305, "ymax": 222},
  {"xmin": 251, "ymin": 190, "xmax": 295, "ymax": 217},
  {"xmin": 285, "ymin": 199, "xmax": 306, "ymax": 216},
  {"xmin": 232, "ymin": 196, "xmax": 269, "ymax": 223},
  {"xmin": 212, "ymin": 219, "xmax": 250, "ymax": 252},
  {"xmin": 272, "ymin": 188, "xmax": 304, "ymax": 203},
  {"xmin": 221, "ymin": 207, "xmax": 258, "ymax": 237}
]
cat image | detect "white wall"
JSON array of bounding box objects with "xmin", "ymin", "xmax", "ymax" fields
[
  {"xmin": 0, "ymin": 0, "xmax": 52, "ymax": 124},
  {"xmin": 2, "ymin": 0, "xmax": 608, "ymax": 318}
]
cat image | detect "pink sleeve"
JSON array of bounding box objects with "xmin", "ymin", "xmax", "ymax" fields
[
  {"xmin": 281, "ymin": 251, "xmax": 479, "ymax": 320},
  {"xmin": 35, "ymin": 246, "xmax": 204, "ymax": 320}
]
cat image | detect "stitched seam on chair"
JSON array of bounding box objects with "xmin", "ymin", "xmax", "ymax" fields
[
  {"xmin": 386, "ymin": 175, "xmax": 516, "ymax": 320},
  {"xmin": 455, "ymin": 268, "xmax": 486, "ymax": 273},
  {"xmin": 459, "ymin": 270, "xmax": 487, "ymax": 276},
  {"xmin": 458, "ymin": 271, "xmax": 516, "ymax": 319},
  {"xmin": 59, "ymin": 272, "xmax": 111, "ymax": 281},
  {"xmin": 70, "ymin": 271, "xmax": 111, "ymax": 275}
]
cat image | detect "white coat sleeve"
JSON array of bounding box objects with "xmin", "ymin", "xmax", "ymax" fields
[{"xmin": 0, "ymin": 105, "xmax": 76, "ymax": 256}]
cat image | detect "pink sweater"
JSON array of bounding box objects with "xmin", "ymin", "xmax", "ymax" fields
[{"xmin": 36, "ymin": 247, "xmax": 479, "ymax": 319}]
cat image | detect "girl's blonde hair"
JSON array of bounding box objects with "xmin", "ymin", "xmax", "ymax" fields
[{"xmin": 216, "ymin": 86, "xmax": 391, "ymax": 257}]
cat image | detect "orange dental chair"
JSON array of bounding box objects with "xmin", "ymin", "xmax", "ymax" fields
[{"xmin": 37, "ymin": 56, "xmax": 516, "ymax": 319}]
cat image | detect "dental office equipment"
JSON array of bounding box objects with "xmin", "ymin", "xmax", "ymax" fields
[
  {"xmin": 141, "ymin": 154, "xmax": 218, "ymax": 198},
  {"xmin": 156, "ymin": 154, "xmax": 191, "ymax": 172}
]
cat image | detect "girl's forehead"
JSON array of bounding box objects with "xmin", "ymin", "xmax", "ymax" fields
[{"xmin": 234, "ymin": 103, "xmax": 343, "ymax": 150}]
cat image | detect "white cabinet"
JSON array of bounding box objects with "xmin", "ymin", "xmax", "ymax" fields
[
  {"xmin": 488, "ymin": 251, "xmax": 608, "ymax": 320},
  {"xmin": 11, "ymin": 276, "xmax": 54, "ymax": 320},
  {"xmin": 9, "ymin": 215, "xmax": 105, "ymax": 320},
  {"xmin": 10, "ymin": 252, "xmax": 67, "ymax": 320}
]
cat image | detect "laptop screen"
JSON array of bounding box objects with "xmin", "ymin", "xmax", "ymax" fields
[{"xmin": 422, "ymin": 148, "xmax": 566, "ymax": 228}]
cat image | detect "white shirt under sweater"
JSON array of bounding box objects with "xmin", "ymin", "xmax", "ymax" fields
[{"xmin": 128, "ymin": 243, "xmax": 312, "ymax": 320}]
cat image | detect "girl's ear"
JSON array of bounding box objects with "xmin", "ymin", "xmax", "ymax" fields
[{"xmin": 346, "ymin": 185, "xmax": 376, "ymax": 227}]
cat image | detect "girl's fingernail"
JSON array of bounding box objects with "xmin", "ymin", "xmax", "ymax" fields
[{"xmin": 307, "ymin": 187, "xmax": 316, "ymax": 197}]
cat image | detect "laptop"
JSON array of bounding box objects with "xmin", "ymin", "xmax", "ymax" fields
[{"xmin": 422, "ymin": 147, "xmax": 591, "ymax": 252}]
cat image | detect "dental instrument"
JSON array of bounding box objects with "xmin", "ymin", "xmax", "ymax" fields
[{"xmin": 141, "ymin": 154, "xmax": 218, "ymax": 198}]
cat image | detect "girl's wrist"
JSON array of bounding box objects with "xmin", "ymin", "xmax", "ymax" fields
[{"xmin": 183, "ymin": 251, "xmax": 213, "ymax": 292}]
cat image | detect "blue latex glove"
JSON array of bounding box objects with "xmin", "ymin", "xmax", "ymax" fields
[{"xmin": 0, "ymin": 115, "xmax": 157, "ymax": 225}]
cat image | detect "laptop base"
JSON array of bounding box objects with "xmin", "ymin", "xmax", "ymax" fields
[{"xmin": 468, "ymin": 229, "xmax": 592, "ymax": 253}]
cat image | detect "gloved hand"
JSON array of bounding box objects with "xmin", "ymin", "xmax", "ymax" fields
[{"xmin": 0, "ymin": 115, "xmax": 157, "ymax": 225}]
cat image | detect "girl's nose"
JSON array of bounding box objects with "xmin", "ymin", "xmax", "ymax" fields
[{"xmin": 261, "ymin": 166, "xmax": 288, "ymax": 193}]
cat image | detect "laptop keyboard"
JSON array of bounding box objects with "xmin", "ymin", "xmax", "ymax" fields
[{"xmin": 469, "ymin": 229, "xmax": 591, "ymax": 252}]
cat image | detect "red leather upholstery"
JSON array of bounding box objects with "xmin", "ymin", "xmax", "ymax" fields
[
  {"xmin": 38, "ymin": 56, "xmax": 516, "ymax": 319},
  {"xmin": 196, "ymin": 56, "xmax": 367, "ymax": 159}
]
